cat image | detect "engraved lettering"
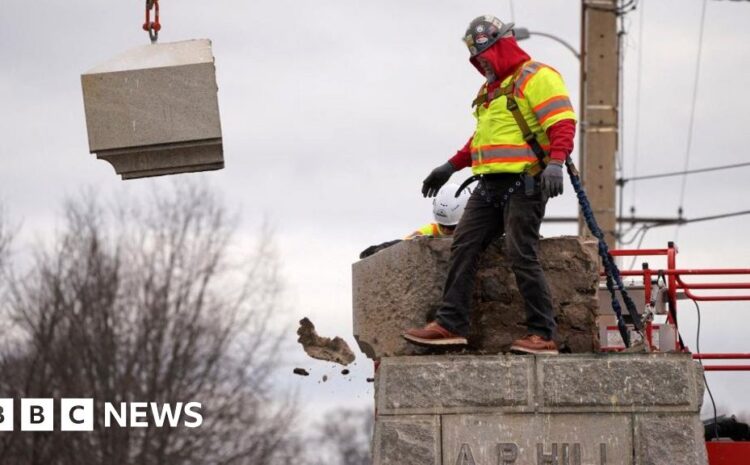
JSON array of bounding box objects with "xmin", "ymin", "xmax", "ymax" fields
[
  {"xmin": 498, "ymin": 442, "xmax": 518, "ymax": 464},
  {"xmin": 537, "ymin": 443, "xmax": 559, "ymax": 465},
  {"xmin": 456, "ymin": 443, "xmax": 477, "ymax": 465}
]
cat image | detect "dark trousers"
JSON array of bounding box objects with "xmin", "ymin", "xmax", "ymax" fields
[{"xmin": 435, "ymin": 175, "xmax": 557, "ymax": 340}]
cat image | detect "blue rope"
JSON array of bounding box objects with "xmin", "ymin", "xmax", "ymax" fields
[{"xmin": 566, "ymin": 160, "xmax": 642, "ymax": 347}]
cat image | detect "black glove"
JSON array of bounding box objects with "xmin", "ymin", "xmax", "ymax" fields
[
  {"xmin": 540, "ymin": 161, "xmax": 564, "ymax": 198},
  {"xmin": 359, "ymin": 240, "xmax": 402, "ymax": 259},
  {"xmin": 421, "ymin": 162, "xmax": 456, "ymax": 198}
]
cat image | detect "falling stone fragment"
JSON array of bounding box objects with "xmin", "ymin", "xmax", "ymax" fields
[
  {"xmin": 81, "ymin": 39, "xmax": 224, "ymax": 180},
  {"xmin": 341, "ymin": 369, "xmax": 350, "ymax": 376},
  {"xmin": 293, "ymin": 368, "xmax": 310, "ymax": 377},
  {"xmin": 297, "ymin": 318, "xmax": 356, "ymax": 366}
]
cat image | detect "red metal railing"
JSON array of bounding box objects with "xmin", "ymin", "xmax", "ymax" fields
[{"xmin": 607, "ymin": 243, "xmax": 750, "ymax": 371}]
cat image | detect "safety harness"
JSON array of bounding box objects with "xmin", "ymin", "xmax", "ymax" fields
[{"xmin": 460, "ymin": 64, "xmax": 644, "ymax": 347}]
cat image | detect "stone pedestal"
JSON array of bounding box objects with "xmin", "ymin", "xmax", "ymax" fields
[
  {"xmin": 81, "ymin": 39, "xmax": 223, "ymax": 179},
  {"xmin": 373, "ymin": 354, "xmax": 708, "ymax": 465},
  {"xmin": 352, "ymin": 236, "xmax": 600, "ymax": 359}
]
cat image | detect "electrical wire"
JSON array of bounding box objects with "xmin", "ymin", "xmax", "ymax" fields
[
  {"xmin": 630, "ymin": 0, "xmax": 646, "ymax": 214},
  {"xmin": 620, "ymin": 209, "xmax": 750, "ymax": 268},
  {"xmin": 692, "ymin": 299, "xmax": 719, "ymax": 440},
  {"xmin": 508, "ymin": 0, "xmax": 516, "ymax": 23},
  {"xmin": 626, "ymin": 226, "xmax": 652, "ymax": 269},
  {"xmin": 619, "ymin": 161, "xmax": 750, "ymax": 184},
  {"xmin": 676, "ymin": 0, "xmax": 710, "ymax": 242}
]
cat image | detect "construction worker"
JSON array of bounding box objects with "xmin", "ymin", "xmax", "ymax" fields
[
  {"xmin": 405, "ymin": 183, "xmax": 471, "ymax": 239},
  {"xmin": 360, "ymin": 183, "xmax": 470, "ymax": 259},
  {"xmin": 403, "ymin": 15, "xmax": 577, "ymax": 355}
]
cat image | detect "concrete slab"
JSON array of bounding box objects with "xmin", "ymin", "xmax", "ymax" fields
[
  {"xmin": 81, "ymin": 39, "xmax": 223, "ymax": 179},
  {"xmin": 377, "ymin": 356, "xmax": 533, "ymax": 415},
  {"xmin": 634, "ymin": 414, "xmax": 708, "ymax": 465},
  {"xmin": 442, "ymin": 413, "xmax": 633, "ymax": 465},
  {"xmin": 373, "ymin": 415, "xmax": 441, "ymax": 465},
  {"xmin": 536, "ymin": 354, "xmax": 703, "ymax": 413}
]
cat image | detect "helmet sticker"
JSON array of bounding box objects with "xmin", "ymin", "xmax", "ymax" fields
[{"xmin": 475, "ymin": 25, "xmax": 485, "ymax": 33}]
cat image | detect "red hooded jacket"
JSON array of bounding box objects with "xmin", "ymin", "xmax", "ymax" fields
[{"xmin": 449, "ymin": 37, "xmax": 576, "ymax": 169}]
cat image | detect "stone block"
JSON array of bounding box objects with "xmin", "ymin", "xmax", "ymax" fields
[
  {"xmin": 352, "ymin": 236, "xmax": 600, "ymax": 359},
  {"xmin": 635, "ymin": 414, "xmax": 708, "ymax": 465},
  {"xmin": 81, "ymin": 39, "xmax": 223, "ymax": 179},
  {"xmin": 442, "ymin": 413, "xmax": 633, "ymax": 465},
  {"xmin": 536, "ymin": 354, "xmax": 704, "ymax": 412},
  {"xmin": 373, "ymin": 415, "xmax": 441, "ymax": 465},
  {"xmin": 377, "ymin": 355, "xmax": 533, "ymax": 415}
]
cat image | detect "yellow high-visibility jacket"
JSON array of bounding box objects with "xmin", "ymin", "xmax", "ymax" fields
[
  {"xmin": 471, "ymin": 60, "xmax": 577, "ymax": 175},
  {"xmin": 405, "ymin": 223, "xmax": 450, "ymax": 240}
]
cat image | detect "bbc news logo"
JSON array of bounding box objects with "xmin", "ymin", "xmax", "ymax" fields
[{"xmin": 0, "ymin": 399, "xmax": 203, "ymax": 431}]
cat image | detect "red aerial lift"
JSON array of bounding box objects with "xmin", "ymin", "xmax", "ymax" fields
[{"xmin": 606, "ymin": 243, "xmax": 750, "ymax": 464}]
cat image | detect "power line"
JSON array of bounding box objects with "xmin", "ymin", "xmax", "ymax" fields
[
  {"xmin": 630, "ymin": 0, "xmax": 646, "ymax": 210},
  {"xmin": 676, "ymin": 0, "xmax": 710, "ymax": 241},
  {"xmin": 508, "ymin": 0, "xmax": 516, "ymax": 23},
  {"xmin": 618, "ymin": 160, "xmax": 750, "ymax": 185}
]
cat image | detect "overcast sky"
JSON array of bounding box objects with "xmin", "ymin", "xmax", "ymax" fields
[{"xmin": 2, "ymin": 0, "xmax": 750, "ymax": 419}]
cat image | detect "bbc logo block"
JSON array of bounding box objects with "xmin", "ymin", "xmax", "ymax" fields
[
  {"xmin": 0, "ymin": 399, "xmax": 13, "ymax": 431},
  {"xmin": 61, "ymin": 398, "xmax": 94, "ymax": 431},
  {"xmin": 0, "ymin": 399, "xmax": 201, "ymax": 431},
  {"xmin": 0, "ymin": 398, "xmax": 94, "ymax": 432}
]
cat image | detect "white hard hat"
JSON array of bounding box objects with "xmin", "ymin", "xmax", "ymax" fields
[{"xmin": 432, "ymin": 183, "xmax": 471, "ymax": 226}]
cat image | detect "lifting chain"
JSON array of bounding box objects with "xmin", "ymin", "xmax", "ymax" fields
[{"xmin": 143, "ymin": 0, "xmax": 161, "ymax": 44}]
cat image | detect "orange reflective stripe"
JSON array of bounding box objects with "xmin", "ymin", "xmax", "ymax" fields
[
  {"xmin": 471, "ymin": 144, "xmax": 551, "ymax": 163},
  {"xmin": 432, "ymin": 224, "xmax": 440, "ymax": 236},
  {"xmin": 516, "ymin": 63, "xmax": 546, "ymax": 95},
  {"xmin": 533, "ymin": 95, "xmax": 571, "ymax": 113},
  {"xmin": 514, "ymin": 62, "xmax": 541, "ymax": 94},
  {"xmin": 534, "ymin": 96, "xmax": 574, "ymax": 125},
  {"xmin": 474, "ymin": 156, "xmax": 537, "ymax": 165},
  {"xmin": 538, "ymin": 106, "xmax": 574, "ymax": 126}
]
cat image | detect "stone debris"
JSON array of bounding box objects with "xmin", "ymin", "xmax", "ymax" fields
[
  {"xmin": 297, "ymin": 318, "xmax": 355, "ymax": 366},
  {"xmin": 322, "ymin": 375, "xmax": 328, "ymax": 383},
  {"xmin": 366, "ymin": 377, "xmax": 375, "ymax": 383},
  {"xmin": 292, "ymin": 368, "xmax": 310, "ymax": 377},
  {"xmin": 341, "ymin": 369, "xmax": 350, "ymax": 375}
]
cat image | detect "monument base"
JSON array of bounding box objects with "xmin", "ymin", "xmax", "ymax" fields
[{"xmin": 373, "ymin": 354, "xmax": 707, "ymax": 465}]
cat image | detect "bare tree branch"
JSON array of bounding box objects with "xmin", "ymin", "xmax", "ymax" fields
[{"xmin": 0, "ymin": 182, "xmax": 304, "ymax": 465}]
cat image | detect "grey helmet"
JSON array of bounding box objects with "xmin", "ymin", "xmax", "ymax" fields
[{"xmin": 463, "ymin": 15, "xmax": 515, "ymax": 57}]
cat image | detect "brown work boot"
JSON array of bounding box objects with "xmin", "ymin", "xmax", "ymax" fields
[
  {"xmin": 403, "ymin": 321, "xmax": 468, "ymax": 347},
  {"xmin": 510, "ymin": 334, "xmax": 559, "ymax": 355}
]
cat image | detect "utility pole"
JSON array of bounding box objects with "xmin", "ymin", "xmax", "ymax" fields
[{"xmin": 579, "ymin": 0, "xmax": 620, "ymax": 247}]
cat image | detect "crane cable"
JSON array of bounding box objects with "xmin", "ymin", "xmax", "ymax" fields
[
  {"xmin": 143, "ymin": 0, "xmax": 161, "ymax": 44},
  {"xmin": 676, "ymin": 0, "xmax": 710, "ymax": 241}
]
